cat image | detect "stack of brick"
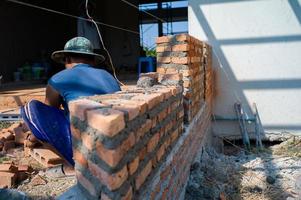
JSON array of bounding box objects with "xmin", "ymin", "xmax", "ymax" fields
[
  {"xmin": 69, "ymin": 73, "xmax": 184, "ymax": 199},
  {"xmin": 0, "ymin": 162, "xmax": 32, "ymax": 188},
  {"xmin": 156, "ymin": 34, "xmax": 211, "ymax": 123},
  {"xmin": 0, "ymin": 123, "xmax": 30, "ymax": 152}
]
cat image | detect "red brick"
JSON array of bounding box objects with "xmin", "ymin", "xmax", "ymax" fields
[
  {"xmin": 0, "ymin": 163, "xmax": 17, "ymax": 172},
  {"xmin": 86, "ymin": 108, "xmax": 125, "ymax": 137},
  {"xmin": 171, "ymin": 57, "xmax": 190, "ymax": 64},
  {"xmin": 171, "ymin": 129, "xmax": 179, "ymax": 143},
  {"xmin": 147, "ymin": 133, "xmax": 159, "ymax": 153},
  {"xmin": 128, "ymin": 157, "xmax": 139, "ymax": 175},
  {"xmin": 157, "ymin": 67, "xmax": 166, "ymax": 74},
  {"xmin": 1, "ymin": 131, "xmax": 14, "ymax": 141},
  {"xmin": 135, "ymin": 161, "xmax": 152, "ymax": 190},
  {"xmin": 3, "ymin": 140, "xmax": 15, "ymax": 152},
  {"xmin": 81, "ymin": 133, "xmax": 94, "ymax": 151},
  {"xmin": 101, "ymin": 99, "xmax": 140, "ymax": 121},
  {"xmin": 157, "ymin": 57, "xmax": 171, "ymax": 63},
  {"xmin": 73, "ymin": 149, "xmax": 88, "ymax": 168},
  {"xmin": 132, "ymin": 93, "xmax": 164, "ymax": 110},
  {"xmin": 172, "ymin": 44, "xmax": 189, "ymax": 51},
  {"xmin": 70, "ymin": 125, "xmax": 81, "ymax": 141},
  {"xmin": 0, "ymin": 171, "xmax": 16, "ymax": 188},
  {"xmin": 15, "ymin": 130, "xmax": 30, "ymax": 145},
  {"xmin": 166, "ymin": 67, "xmax": 177, "ymax": 73},
  {"xmin": 96, "ymin": 138, "xmax": 132, "ymax": 168},
  {"xmin": 156, "ymin": 45, "xmax": 171, "ymax": 53},
  {"xmin": 161, "ymin": 73, "xmax": 183, "ymax": 82},
  {"xmin": 69, "ymin": 99, "xmax": 104, "ymax": 121},
  {"xmin": 122, "ymin": 186, "xmax": 133, "ymax": 200},
  {"xmin": 156, "ymin": 144, "xmax": 165, "ymax": 162},
  {"xmin": 29, "ymin": 148, "xmax": 64, "ymax": 167},
  {"xmin": 88, "ymin": 161, "xmax": 128, "ymax": 191},
  {"xmin": 176, "ymin": 34, "xmax": 189, "ymax": 42},
  {"xmin": 76, "ymin": 170, "xmax": 97, "ymax": 197},
  {"xmin": 139, "ymin": 147, "xmax": 147, "ymax": 161},
  {"xmin": 156, "ymin": 36, "xmax": 170, "ymax": 44}
]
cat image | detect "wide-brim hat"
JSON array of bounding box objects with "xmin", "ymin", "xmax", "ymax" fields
[{"xmin": 51, "ymin": 37, "xmax": 105, "ymax": 64}]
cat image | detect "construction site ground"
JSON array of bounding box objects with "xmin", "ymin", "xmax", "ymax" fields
[{"xmin": 185, "ymin": 135, "xmax": 301, "ymax": 200}]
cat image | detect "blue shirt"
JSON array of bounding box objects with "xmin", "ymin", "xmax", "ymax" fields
[{"xmin": 48, "ymin": 64, "xmax": 121, "ymax": 112}]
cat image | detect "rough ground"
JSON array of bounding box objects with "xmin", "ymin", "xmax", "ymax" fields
[
  {"xmin": 0, "ymin": 146, "xmax": 76, "ymax": 200},
  {"xmin": 185, "ymin": 135, "xmax": 301, "ymax": 200}
]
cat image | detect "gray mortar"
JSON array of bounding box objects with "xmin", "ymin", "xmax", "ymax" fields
[
  {"xmin": 72, "ymin": 106, "xmax": 183, "ymax": 174},
  {"xmin": 136, "ymin": 105, "xmax": 208, "ymax": 199},
  {"xmin": 136, "ymin": 77, "xmax": 157, "ymax": 88},
  {"xmin": 74, "ymin": 116, "xmax": 184, "ymax": 200},
  {"xmin": 157, "ymin": 51, "xmax": 187, "ymax": 58},
  {"xmin": 71, "ymin": 93, "xmax": 181, "ymax": 150},
  {"xmin": 159, "ymin": 63, "xmax": 190, "ymax": 70}
]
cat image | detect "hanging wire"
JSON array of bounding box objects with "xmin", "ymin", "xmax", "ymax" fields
[
  {"xmin": 120, "ymin": 0, "xmax": 166, "ymax": 23},
  {"xmin": 5, "ymin": 0, "xmax": 139, "ymax": 35},
  {"xmin": 85, "ymin": 0, "xmax": 124, "ymax": 86}
]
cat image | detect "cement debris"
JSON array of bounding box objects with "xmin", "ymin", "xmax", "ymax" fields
[{"xmin": 185, "ymin": 136, "xmax": 301, "ymax": 200}]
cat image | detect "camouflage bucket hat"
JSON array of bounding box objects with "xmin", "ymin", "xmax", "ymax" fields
[{"xmin": 51, "ymin": 37, "xmax": 105, "ymax": 64}]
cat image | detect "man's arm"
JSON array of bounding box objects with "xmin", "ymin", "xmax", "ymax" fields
[{"xmin": 45, "ymin": 84, "xmax": 62, "ymax": 109}]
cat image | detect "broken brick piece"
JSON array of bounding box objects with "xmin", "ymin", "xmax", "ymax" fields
[
  {"xmin": 0, "ymin": 163, "xmax": 17, "ymax": 173},
  {"xmin": 29, "ymin": 148, "xmax": 64, "ymax": 167},
  {"xmin": 15, "ymin": 129, "xmax": 30, "ymax": 144},
  {"xmin": 0, "ymin": 171, "xmax": 17, "ymax": 188},
  {"xmin": 3, "ymin": 140, "xmax": 15, "ymax": 152},
  {"xmin": 0, "ymin": 131, "xmax": 14, "ymax": 142}
]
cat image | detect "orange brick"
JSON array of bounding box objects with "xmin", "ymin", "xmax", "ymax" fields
[
  {"xmin": 157, "ymin": 67, "xmax": 166, "ymax": 74},
  {"xmin": 176, "ymin": 34, "xmax": 189, "ymax": 42},
  {"xmin": 112, "ymin": 104, "xmax": 139, "ymax": 121},
  {"xmin": 147, "ymin": 133, "xmax": 159, "ymax": 153},
  {"xmin": 76, "ymin": 170, "xmax": 97, "ymax": 197},
  {"xmin": 157, "ymin": 57, "xmax": 171, "ymax": 63},
  {"xmin": 132, "ymin": 93, "xmax": 164, "ymax": 110},
  {"xmin": 128, "ymin": 157, "xmax": 139, "ymax": 175},
  {"xmin": 166, "ymin": 67, "xmax": 177, "ymax": 73},
  {"xmin": 96, "ymin": 133, "xmax": 134, "ymax": 168},
  {"xmin": 69, "ymin": 99, "xmax": 103, "ymax": 121},
  {"xmin": 81, "ymin": 133, "xmax": 94, "ymax": 151},
  {"xmin": 159, "ymin": 88, "xmax": 172, "ymax": 100},
  {"xmin": 0, "ymin": 171, "xmax": 16, "ymax": 188},
  {"xmin": 88, "ymin": 161, "xmax": 128, "ymax": 191},
  {"xmin": 70, "ymin": 125, "xmax": 81, "ymax": 141},
  {"xmin": 122, "ymin": 186, "xmax": 133, "ymax": 200},
  {"xmin": 172, "ymin": 44, "xmax": 189, "ymax": 51},
  {"xmin": 156, "ymin": 45, "xmax": 171, "ymax": 53},
  {"xmin": 161, "ymin": 73, "xmax": 183, "ymax": 82},
  {"xmin": 171, "ymin": 57, "xmax": 190, "ymax": 64},
  {"xmin": 171, "ymin": 129, "xmax": 179, "ymax": 143},
  {"xmin": 156, "ymin": 144, "xmax": 165, "ymax": 162},
  {"xmin": 86, "ymin": 108, "xmax": 125, "ymax": 137},
  {"xmin": 156, "ymin": 36, "xmax": 170, "ymax": 44},
  {"xmin": 0, "ymin": 163, "xmax": 17, "ymax": 172},
  {"xmin": 73, "ymin": 149, "xmax": 88, "ymax": 168},
  {"xmin": 135, "ymin": 161, "xmax": 152, "ymax": 190},
  {"xmin": 139, "ymin": 147, "xmax": 147, "ymax": 161}
]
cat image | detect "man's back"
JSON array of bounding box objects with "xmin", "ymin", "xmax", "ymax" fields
[{"xmin": 48, "ymin": 63, "xmax": 121, "ymax": 103}]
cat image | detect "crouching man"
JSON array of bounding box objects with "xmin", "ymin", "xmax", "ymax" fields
[{"xmin": 21, "ymin": 37, "xmax": 120, "ymax": 167}]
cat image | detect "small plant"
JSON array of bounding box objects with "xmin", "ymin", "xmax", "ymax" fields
[{"xmin": 143, "ymin": 46, "xmax": 156, "ymax": 57}]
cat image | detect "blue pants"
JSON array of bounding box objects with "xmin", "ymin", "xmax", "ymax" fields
[{"xmin": 21, "ymin": 100, "xmax": 74, "ymax": 166}]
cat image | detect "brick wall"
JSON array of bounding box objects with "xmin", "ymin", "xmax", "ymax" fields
[
  {"xmin": 156, "ymin": 34, "xmax": 210, "ymax": 124},
  {"xmin": 68, "ymin": 34, "xmax": 213, "ymax": 200}
]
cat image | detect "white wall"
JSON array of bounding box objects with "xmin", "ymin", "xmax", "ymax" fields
[{"xmin": 189, "ymin": 0, "xmax": 301, "ymax": 135}]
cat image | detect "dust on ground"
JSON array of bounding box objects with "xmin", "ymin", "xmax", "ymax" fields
[{"xmin": 185, "ymin": 134, "xmax": 301, "ymax": 200}]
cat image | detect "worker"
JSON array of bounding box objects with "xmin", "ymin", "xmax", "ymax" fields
[{"xmin": 21, "ymin": 37, "xmax": 121, "ymax": 167}]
